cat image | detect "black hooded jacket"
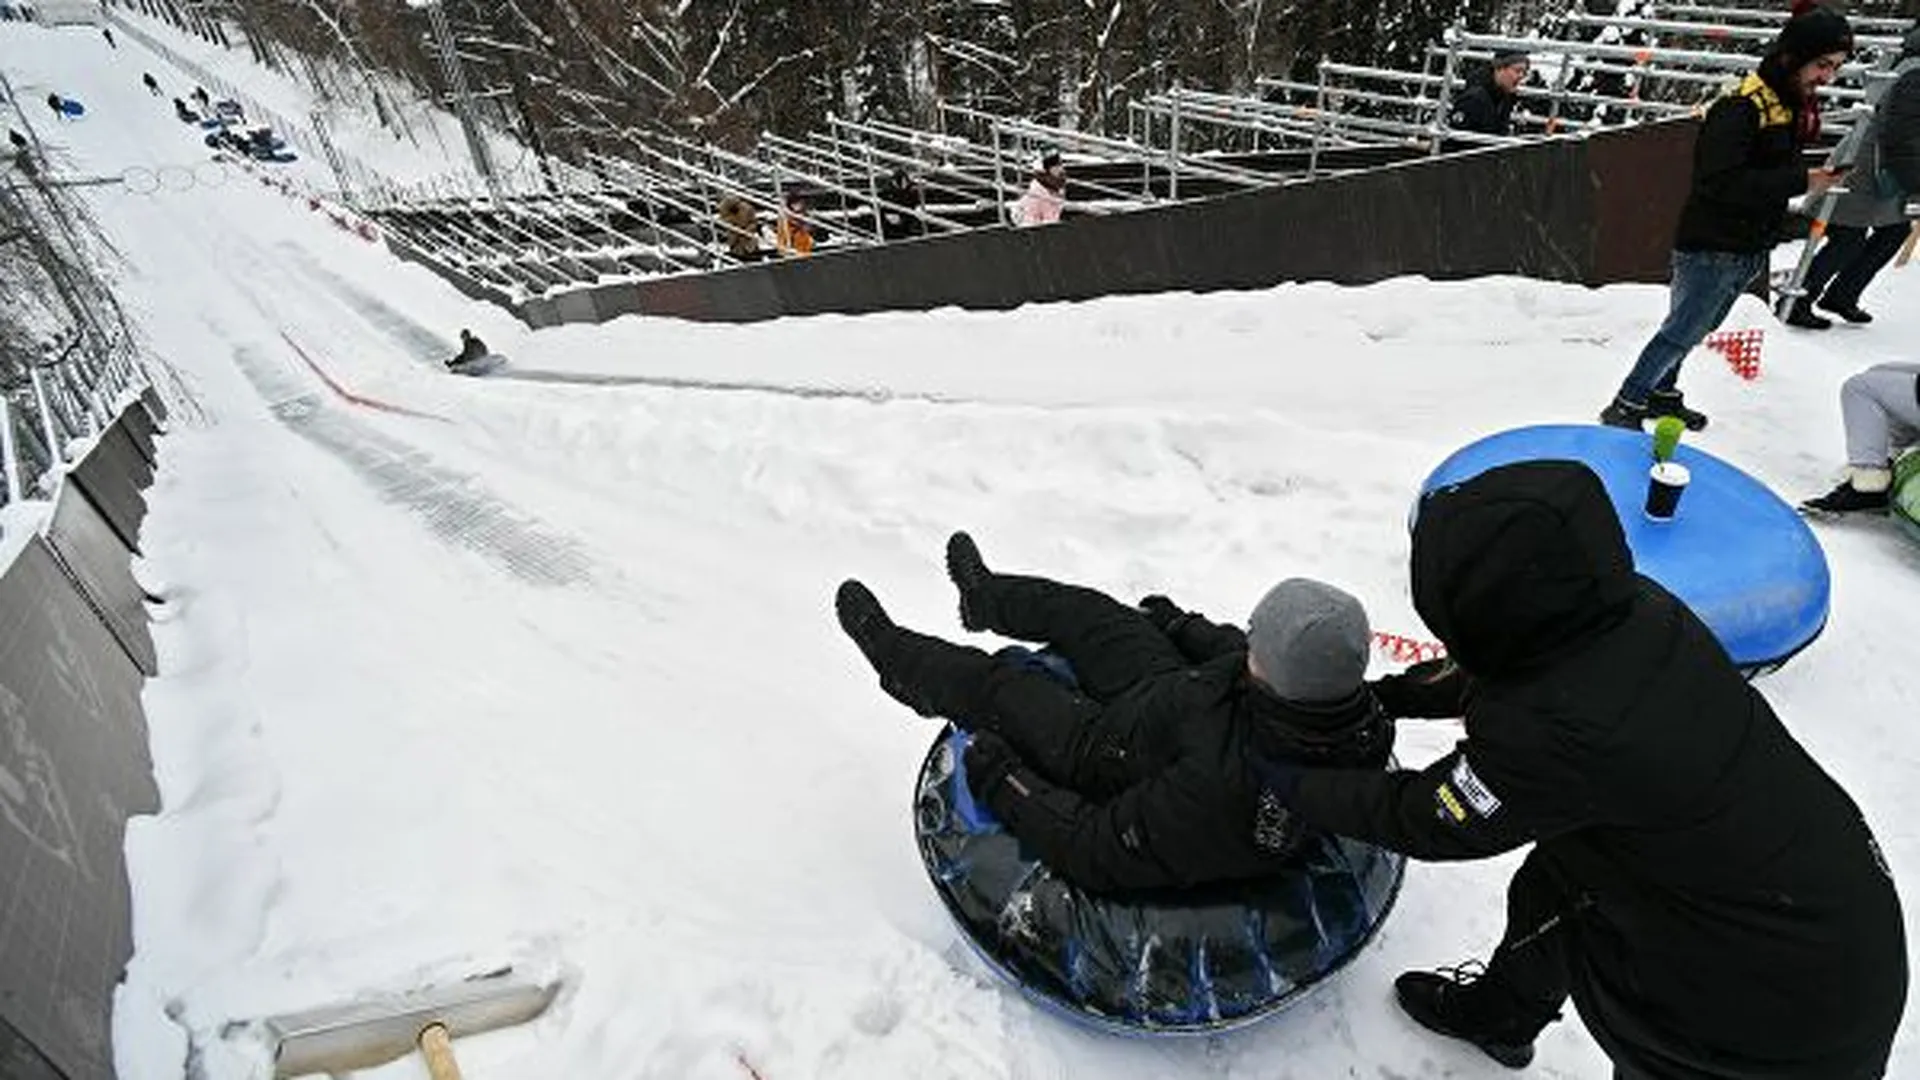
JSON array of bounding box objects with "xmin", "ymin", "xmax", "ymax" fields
[
  {"xmin": 979, "ymin": 611, "xmax": 1393, "ymax": 895},
  {"xmin": 1291, "ymin": 461, "xmax": 1906, "ymax": 1078}
]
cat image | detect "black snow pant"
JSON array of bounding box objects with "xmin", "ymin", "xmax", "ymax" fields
[
  {"xmin": 876, "ymin": 575, "xmax": 1185, "ymax": 794},
  {"xmin": 1479, "ymin": 851, "xmax": 1579, "ymax": 1039},
  {"xmin": 1806, "ymin": 223, "xmax": 1913, "ymax": 312}
]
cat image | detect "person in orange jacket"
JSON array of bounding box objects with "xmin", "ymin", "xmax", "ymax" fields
[{"xmin": 775, "ymin": 193, "xmax": 815, "ymax": 257}]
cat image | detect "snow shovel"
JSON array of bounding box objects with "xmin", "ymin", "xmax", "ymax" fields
[{"xmin": 262, "ymin": 967, "xmax": 558, "ymax": 1079}]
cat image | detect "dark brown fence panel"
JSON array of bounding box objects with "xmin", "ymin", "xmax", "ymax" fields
[{"xmin": 514, "ymin": 118, "xmax": 1694, "ymax": 329}]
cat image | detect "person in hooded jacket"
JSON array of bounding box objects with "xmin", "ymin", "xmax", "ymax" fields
[
  {"xmin": 1601, "ymin": 8, "xmax": 1855, "ymax": 433},
  {"xmin": 835, "ymin": 532, "xmax": 1392, "ymax": 895},
  {"xmin": 1261, "ymin": 460, "xmax": 1906, "ymax": 1079},
  {"xmin": 1785, "ymin": 22, "xmax": 1920, "ymax": 329}
]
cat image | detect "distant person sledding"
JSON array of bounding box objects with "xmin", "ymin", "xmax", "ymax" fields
[{"xmin": 446, "ymin": 329, "xmax": 503, "ymax": 376}]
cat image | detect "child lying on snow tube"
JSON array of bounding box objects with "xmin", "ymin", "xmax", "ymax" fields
[{"xmin": 835, "ymin": 532, "xmax": 1409, "ymax": 1031}]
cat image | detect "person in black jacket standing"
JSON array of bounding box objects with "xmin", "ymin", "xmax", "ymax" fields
[
  {"xmin": 1449, "ymin": 51, "xmax": 1530, "ymax": 138},
  {"xmin": 1784, "ymin": 23, "xmax": 1920, "ymax": 329},
  {"xmin": 1262, "ymin": 460, "xmax": 1906, "ymax": 1078},
  {"xmin": 1601, "ymin": 8, "xmax": 1854, "ymax": 432},
  {"xmin": 835, "ymin": 533, "xmax": 1391, "ymax": 894}
]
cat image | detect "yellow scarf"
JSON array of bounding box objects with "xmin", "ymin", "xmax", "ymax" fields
[{"xmin": 1733, "ymin": 73, "xmax": 1793, "ymax": 129}]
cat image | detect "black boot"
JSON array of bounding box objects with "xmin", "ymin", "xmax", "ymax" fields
[
  {"xmin": 837, "ymin": 579, "xmax": 988, "ymax": 719},
  {"xmin": 1395, "ymin": 963, "xmax": 1553, "ymax": 1070},
  {"xmin": 1817, "ymin": 299, "xmax": 1873, "ymax": 324},
  {"xmin": 1783, "ymin": 299, "xmax": 1832, "ymax": 330},
  {"xmin": 946, "ymin": 531, "xmax": 996, "ymax": 632},
  {"xmin": 1598, "ymin": 396, "xmax": 1649, "ymax": 430},
  {"xmin": 837, "ymin": 579, "xmax": 901, "ymax": 670},
  {"xmin": 1647, "ymin": 389, "xmax": 1708, "ymax": 432}
]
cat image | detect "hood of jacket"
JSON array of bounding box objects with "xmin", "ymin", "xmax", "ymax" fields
[{"xmin": 1411, "ymin": 460, "xmax": 1637, "ymax": 677}]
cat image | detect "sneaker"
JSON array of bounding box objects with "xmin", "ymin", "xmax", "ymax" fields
[
  {"xmin": 835, "ymin": 580, "xmax": 898, "ymax": 667},
  {"xmin": 1394, "ymin": 963, "xmax": 1542, "ymax": 1070},
  {"xmin": 1800, "ymin": 478, "xmax": 1891, "ymax": 517},
  {"xmin": 945, "ymin": 532, "xmax": 994, "ymax": 632},
  {"xmin": 1648, "ymin": 390, "xmax": 1708, "ymax": 433},
  {"xmin": 1783, "ymin": 299, "xmax": 1833, "ymax": 330},
  {"xmin": 1816, "ymin": 300, "xmax": 1873, "ymax": 324},
  {"xmin": 1598, "ymin": 396, "xmax": 1649, "ymax": 430}
]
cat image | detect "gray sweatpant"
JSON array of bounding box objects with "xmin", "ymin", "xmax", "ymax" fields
[{"xmin": 1842, "ymin": 363, "xmax": 1920, "ymax": 467}]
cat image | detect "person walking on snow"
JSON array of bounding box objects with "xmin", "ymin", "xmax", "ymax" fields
[
  {"xmin": 1599, "ymin": 7, "xmax": 1854, "ymax": 432},
  {"xmin": 1784, "ymin": 22, "xmax": 1920, "ymax": 330},
  {"xmin": 836, "ymin": 533, "xmax": 1392, "ymax": 893},
  {"xmin": 1801, "ymin": 362, "xmax": 1920, "ymax": 515},
  {"xmin": 142, "ymin": 72, "xmax": 161, "ymax": 96},
  {"xmin": 1259, "ymin": 460, "xmax": 1906, "ymax": 1078}
]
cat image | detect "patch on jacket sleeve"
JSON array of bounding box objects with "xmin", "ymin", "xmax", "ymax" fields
[
  {"xmin": 1449, "ymin": 757, "xmax": 1503, "ymax": 817},
  {"xmin": 1434, "ymin": 783, "xmax": 1469, "ymax": 823}
]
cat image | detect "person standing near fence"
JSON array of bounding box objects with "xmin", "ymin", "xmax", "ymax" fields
[
  {"xmin": 1599, "ymin": 7, "xmax": 1854, "ymax": 432},
  {"xmin": 1783, "ymin": 22, "xmax": 1920, "ymax": 330}
]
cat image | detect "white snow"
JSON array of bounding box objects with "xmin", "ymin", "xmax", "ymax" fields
[{"xmin": 5, "ymin": 14, "xmax": 1918, "ymax": 1080}]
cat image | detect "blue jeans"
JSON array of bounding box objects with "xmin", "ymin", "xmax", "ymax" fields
[{"xmin": 1616, "ymin": 250, "xmax": 1768, "ymax": 405}]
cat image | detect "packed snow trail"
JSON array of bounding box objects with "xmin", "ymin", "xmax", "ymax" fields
[{"xmin": 6, "ymin": 18, "xmax": 1916, "ymax": 1080}]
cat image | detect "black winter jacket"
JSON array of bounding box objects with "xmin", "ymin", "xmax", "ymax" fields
[
  {"xmin": 983, "ymin": 613, "xmax": 1392, "ymax": 895},
  {"xmin": 1291, "ymin": 461, "xmax": 1907, "ymax": 1079},
  {"xmin": 1449, "ymin": 77, "xmax": 1517, "ymax": 137},
  {"xmin": 1674, "ymin": 72, "xmax": 1811, "ymax": 253}
]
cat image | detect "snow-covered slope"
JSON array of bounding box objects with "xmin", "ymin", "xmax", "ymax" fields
[{"xmin": 6, "ymin": 16, "xmax": 1916, "ymax": 1080}]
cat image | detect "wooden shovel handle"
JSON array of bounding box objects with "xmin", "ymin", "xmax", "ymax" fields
[
  {"xmin": 419, "ymin": 1023, "xmax": 463, "ymax": 1080},
  {"xmin": 1897, "ymin": 221, "xmax": 1918, "ymax": 270}
]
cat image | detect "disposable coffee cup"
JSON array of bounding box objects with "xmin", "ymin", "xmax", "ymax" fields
[{"xmin": 1645, "ymin": 461, "xmax": 1690, "ymax": 521}]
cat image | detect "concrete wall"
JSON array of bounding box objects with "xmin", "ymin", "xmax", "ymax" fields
[
  {"xmin": 0, "ymin": 399, "xmax": 166, "ymax": 1080},
  {"xmin": 507, "ymin": 118, "xmax": 1698, "ymax": 328}
]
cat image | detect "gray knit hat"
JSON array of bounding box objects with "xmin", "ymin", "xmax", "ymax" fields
[{"xmin": 1246, "ymin": 579, "xmax": 1372, "ymax": 703}]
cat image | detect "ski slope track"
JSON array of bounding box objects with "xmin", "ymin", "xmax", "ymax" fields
[{"xmin": 6, "ymin": 18, "xmax": 1917, "ymax": 1080}]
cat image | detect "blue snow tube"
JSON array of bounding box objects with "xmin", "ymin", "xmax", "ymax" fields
[
  {"xmin": 1421, "ymin": 424, "xmax": 1830, "ymax": 676},
  {"xmin": 913, "ymin": 651, "xmax": 1405, "ymax": 1036}
]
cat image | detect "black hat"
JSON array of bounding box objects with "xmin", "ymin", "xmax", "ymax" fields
[
  {"xmin": 1040, "ymin": 148, "xmax": 1063, "ymax": 169},
  {"xmin": 1492, "ymin": 50, "xmax": 1530, "ymax": 69},
  {"xmin": 1769, "ymin": 7, "xmax": 1854, "ymax": 68}
]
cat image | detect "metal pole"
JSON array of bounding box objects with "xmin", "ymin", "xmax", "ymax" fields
[
  {"xmin": 1168, "ymin": 82, "xmax": 1182, "ymax": 202},
  {"xmin": 1309, "ymin": 61, "xmax": 1330, "ymax": 180},
  {"xmin": 28, "ymin": 366, "xmax": 63, "ymax": 468},
  {"xmin": 309, "ymin": 109, "xmax": 354, "ymax": 205},
  {"xmin": 0, "ymin": 397, "xmax": 21, "ymax": 506},
  {"xmin": 1432, "ymin": 27, "xmax": 1465, "ymax": 156},
  {"xmin": 426, "ymin": 0, "xmax": 498, "ymax": 199},
  {"xmin": 992, "ymin": 125, "xmax": 1010, "ymax": 226}
]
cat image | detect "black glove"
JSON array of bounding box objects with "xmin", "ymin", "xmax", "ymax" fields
[
  {"xmin": 1137, "ymin": 594, "xmax": 1187, "ymax": 633},
  {"xmin": 964, "ymin": 731, "xmax": 1023, "ymax": 807},
  {"xmin": 1369, "ymin": 657, "xmax": 1469, "ymax": 719}
]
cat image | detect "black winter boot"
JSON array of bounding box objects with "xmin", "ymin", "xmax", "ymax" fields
[
  {"xmin": 1800, "ymin": 479, "xmax": 1891, "ymax": 517},
  {"xmin": 1783, "ymin": 299, "xmax": 1833, "ymax": 331},
  {"xmin": 1598, "ymin": 396, "xmax": 1649, "ymax": 430},
  {"xmin": 1817, "ymin": 299, "xmax": 1873, "ymax": 324},
  {"xmin": 946, "ymin": 531, "xmax": 995, "ymax": 632},
  {"xmin": 1395, "ymin": 963, "xmax": 1553, "ymax": 1070},
  {"xmin": 837, "ymin": 579, "xmax": 988, "ymax": 719},
  {"xmin": 837, "ymin": 579, "xmax": 900, "ymax": 670},
  {"xmin": 1647, "ymin": 389, "xmax": 1708, "ymax": 432}
]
